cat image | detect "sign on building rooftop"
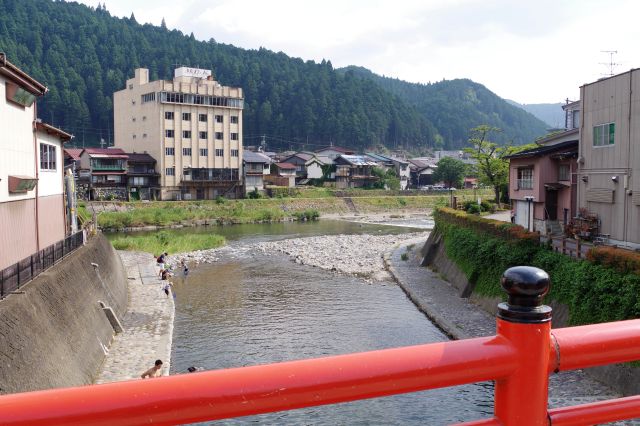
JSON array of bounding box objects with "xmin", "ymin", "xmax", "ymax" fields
[{"xmin": 174, "ymin": 67, "xmax": 212, "ymax": 79}]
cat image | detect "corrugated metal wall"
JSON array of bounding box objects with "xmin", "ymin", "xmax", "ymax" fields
[{"xmin": 0, "ymin": 199, "xmax": 37, "ymax": 270}]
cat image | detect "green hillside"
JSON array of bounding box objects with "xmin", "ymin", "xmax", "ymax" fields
[
  {"xmin": 340, "ymin": 66, "xmax": 549, "ymax": 148},
  {"xmin": 0, "ymin": 0, "xmax": 546, "ymax": 151}
]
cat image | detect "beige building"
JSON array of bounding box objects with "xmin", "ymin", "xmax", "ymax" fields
[
  {"xmin": 114, "ymin": 67, "xmax": 244, "ymax": 200},
  {"xmin": 578, "ymin": 69, "xmax": 640, "ymax": 248}
]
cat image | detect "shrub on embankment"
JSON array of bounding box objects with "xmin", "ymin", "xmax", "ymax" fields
[{"xmin": 435, "ymin": 208, "xmax": 640, "ymax": 326}]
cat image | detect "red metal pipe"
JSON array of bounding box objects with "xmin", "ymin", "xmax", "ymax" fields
[
  {"xmin": 0, "ymin": 336, "xmax": 516, "ymax": 426},
  {"xmin": 455, "ymin": 418, "xmax": 502, "ymax": 426},
  {"xmin": 549, "ymin": 395, "xmax": 640, "ymax": 426},
  {"xmin": 494, "ymin": 319, "xmax": 551, "ymax": 425},
  {"xmin": 549, "ymin": 319, "xmax": 640, "ymax": 372}
]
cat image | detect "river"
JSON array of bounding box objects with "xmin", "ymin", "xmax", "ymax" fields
[{"xmin": 136, "ymin": 219, "xmax": 494, "ymax": 424}]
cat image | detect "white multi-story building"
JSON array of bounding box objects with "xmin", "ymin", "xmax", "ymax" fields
[
  {"xmin": 0, "ymin": 53, "xmax": 71, "ymax": 270},
  {"xmin": 114, "ymin": 67, "xmax": 244, "ymax": 200}
]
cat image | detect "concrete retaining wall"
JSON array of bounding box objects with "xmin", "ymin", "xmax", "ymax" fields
[
  {"xmin": 420, "ymin": 229, "xmax": 640, "ymax": 396},
  {"xmin": 0, "ymin": 234, "xmax": 128, "ymax": 394}
]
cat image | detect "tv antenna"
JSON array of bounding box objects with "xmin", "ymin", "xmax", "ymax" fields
[{"xmin": 600, "ymin": 50, "xmax": 620, "ymax": 77}]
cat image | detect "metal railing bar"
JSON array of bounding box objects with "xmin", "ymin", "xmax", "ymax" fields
[
  {"xmin": 549, "ymin": 395, "xmax": 640, "ymax": 426},
  {"xmin": 0, "ymin": 336, "xmax": 515, "ymax": 426}
]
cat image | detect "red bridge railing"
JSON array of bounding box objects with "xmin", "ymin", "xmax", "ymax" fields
[{"xmin": 1, "ymin": 266, "xmax": 639, "ymax": 425}]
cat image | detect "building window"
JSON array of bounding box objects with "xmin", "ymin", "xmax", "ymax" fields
[
  {"xmin": 183, "ymin": 130, "xmax": 192, "ymax": 139},
  {"xmin": 133, "ymin": 134, "xmax": 137, "ymax": 139},
  {"xmin": 230, "ymin": 132, "xmax": 238, "ymax": 141},
  {"xmin": 183, "ymin": 148, "xmax": 192, "ymax": 156},
  {"xmin": 517, "ymin": 168, "xmax": 533, "ymax": 190},
  {"xmin": 593, "ymin": 123, "xmax": 615, "ymax": 147},
  {"xmin": 166, "ymin": 167, "xmax": 175, "ymax": 176},
  {"xmin": 571, "ymin": 110, "xmax": 580, "ymax": 129},
  {"xmin": 215, "ymin": 149, "xmax": 224, "ymax": 157},
  {"xmin": 159, "ymin": 91, "xmax": 244, "ymax": 109},
  {"xmin": 132, "ymin": 117, "xmax": 136, "ymax": 122},
  {"xmin": 182, "ymin": 112, "xmax": 191, "ymax": 121},
  {"xmin": 165, "ymin": 129, "xmax": 174, "ymax": 138},
  {"xmin": 215, "ymin": 132, "xmax": 223, "ymax": 140},
  {"xmin": 230, "ymin": 115, "xmax": 238, "ymax": 124},
  {"xmin": 130, "ymin": 176, "xmax": 148, "ymax": 186},
  {"xmin": 141, "ymin": 92, "xmax": 156, "ymax": 103},
  {"xmin": 143, "ymin": 133, "xmax": 147, "ymax": 138},
  {"xmin": 40, "ymin": 144, "xmax": 56, "ymax": 170},
  {"xmin": 200, "ymin": 148, "xmax": 208, "ymax": 156},
  {"xmin": 166, "ymin": 147, "xmax": 175, "ymax": 156},
  {"xmin": 142, "ymin": 116, "xmax": 147, "ymax": 121},
  {"xmin": 199, "ymin": 113, "xmax": 207, "ymax": 122},
  {"xmin": 199, "ymin": 131, "xmax": 208, "ymax": 139},
  {"xmin": 165, "ymin": 111, "xmax": 174, "ymax": 120},
  {"xmin": 558, "ymin": 164, "xmax": 570, "ymax": 181},
  {"xmin": 215, "ymin": 115, "xmax": 223, "ymax": 123},
  {"xmin": 231, "ymin": 149, "xmax": 239, "ymax": 157},
  {"xmin": 128, "ymin": 84, "xmax": 133, "ymax": 90}
]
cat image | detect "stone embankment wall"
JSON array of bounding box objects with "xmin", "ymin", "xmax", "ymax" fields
[
  {"xmin": 0, "ymin": 234, "xmax": 128, "ymax": 394},
  {"xmin": 420, "ymin": 229, "xmax": 640, "ymax": 396}
]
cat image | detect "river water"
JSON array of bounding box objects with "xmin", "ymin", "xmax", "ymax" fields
[{"xmin": 159, "ymin": 220, "xmax": 493, "ymax": 424}]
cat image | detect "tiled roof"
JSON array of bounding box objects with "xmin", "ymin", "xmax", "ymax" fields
[
  {"xmin": 285, "ymin": 152, "xmax": 313, "ymax": 161},
  {"xmin": 126, "ymin": 152, "xmax": 156, "ymax": 163},
  {"xmin": 274, "ymin": 162, "xmax": 296, "ymax": 169},
  {"xmin": 36, "ymin": 122, "xmax": 73, "ymax": 142},
  {"xmin": 315, "ymin": 146, "xmax": 354, "ymax": 154},
  {"xmin": 337, "ymin": 155, "xmax": 378, "ymax": 166},
  {"xmin": 243, "ymin": 151, "xmax": 271, "ymax": 163},
  {"xmin": 504, "ymin": 140, "xmax": 578, "ymax": 159},
  {"xmin": 64, "ymin": 148, "xmax": 83, "ymax": 161},
  {"xmin": 83, "ymin": 148, "xmax": 127, "ymax": 155}
]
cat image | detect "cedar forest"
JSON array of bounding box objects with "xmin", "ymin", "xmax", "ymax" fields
[{"xmin": 0, "ymin": 0, "xmax": 548, "ymax": 151}]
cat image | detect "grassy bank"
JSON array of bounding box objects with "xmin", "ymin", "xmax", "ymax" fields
[
  {"xmin": 90, "ymin": 189, "xmax": 493, "ymax": 230},
  {"xmin": 110, "ymin": 230, "xmax": 225, "ymax": 254}
]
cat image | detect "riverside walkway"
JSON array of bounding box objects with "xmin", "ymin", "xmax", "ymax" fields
[{"xmin": 95, "ymin": 251, "xmax": 174, "ymax": 383}]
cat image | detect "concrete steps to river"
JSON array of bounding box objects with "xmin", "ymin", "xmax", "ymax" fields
[{"xmin": 95, "ymin": 251, "xmax": 174, "ymax": 383}]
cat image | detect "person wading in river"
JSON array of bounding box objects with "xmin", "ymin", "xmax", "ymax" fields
[{"xmin": 141, "ymin": 359, "xmax": 163, "ymax": 379}]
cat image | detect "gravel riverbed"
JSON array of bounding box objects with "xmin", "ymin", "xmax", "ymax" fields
[{"xmin": 168, "ymin": 232, "xmax": 430, "ymax": 282}]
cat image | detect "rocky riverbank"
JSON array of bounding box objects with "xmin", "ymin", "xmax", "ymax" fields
[
  {"xmin": 253, "ymin": 233, "xmax": 429, "ymax": 282},
  {"xmin": 165, "ymin": 232, "xmax": 430, "ymax": 283}
]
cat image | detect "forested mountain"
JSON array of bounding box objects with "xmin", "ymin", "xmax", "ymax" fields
[
  {"xmin": 0, "ymin": 0, "xmax": 546, "ymax": 151},
  {"xmin": 505, "ymin": 100, "xmax": 565, "ymax": 129},
  {"xmin": 340, "ymin": 66, "xmax": 549, "ymax": 148}
]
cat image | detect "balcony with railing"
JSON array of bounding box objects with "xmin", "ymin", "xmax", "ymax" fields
[
  {"xmin": 90, "ymin": 159, "xmax": 126, "ymax": 171},
  {"xmin": 127, "ymin": 166, "xmax": 158, "ymax": 175},
  {"xmin": 183, "ymin": 168, "xmax": 240, "ymax": 183}
]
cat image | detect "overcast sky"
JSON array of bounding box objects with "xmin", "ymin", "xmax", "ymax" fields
[{"xmin": 77, "ymin": 0, "xmax": 639, "ymax": 104}]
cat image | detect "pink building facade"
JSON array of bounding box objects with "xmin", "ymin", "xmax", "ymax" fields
[{"xmin": 507, "ymin": 135, "xmax": 578, "ymax": 235}]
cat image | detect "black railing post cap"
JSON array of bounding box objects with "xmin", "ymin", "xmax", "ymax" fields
[{"xmin": 498, "ymin": 266, "xmax": 552, "ymax": 323}]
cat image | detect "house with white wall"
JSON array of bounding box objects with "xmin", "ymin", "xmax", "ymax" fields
[{"xmin": 0, "ymin": 53, "xmax": 71, "ymax": 270}]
